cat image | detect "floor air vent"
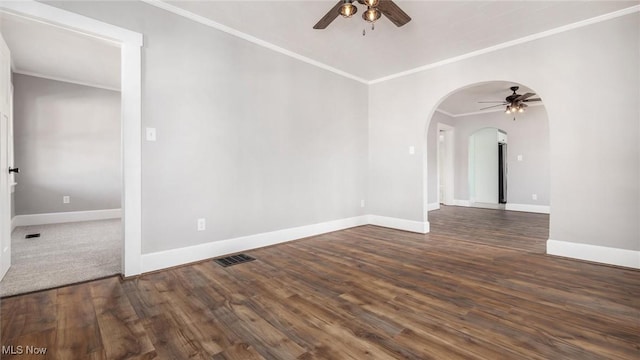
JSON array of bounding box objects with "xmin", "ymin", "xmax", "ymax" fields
[
  {"xmin": 214, "ymin": 254, "xmax": 255, "ymax": 267},
  {"xmin": 25, "ymin": 233, "xmax": 41, "ymax": 239}
]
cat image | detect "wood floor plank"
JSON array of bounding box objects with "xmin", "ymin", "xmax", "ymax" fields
[
  {"xmin": 90, "ymin": 278, "xmax": 156, "ymax": 359},
  {"xmin": 2, "ymin": 205, "xmax": 638, "ymax": 359}
]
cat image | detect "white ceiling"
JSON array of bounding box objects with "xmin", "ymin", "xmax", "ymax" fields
[
  {"xmin": 0, "ymin": 11, "xmax": 121, "ymax": 90},
  {"xmin": 438, "ymin": 81, "xmax": 538, "ymax": 116},
  {"xmin": 165, "ymin": 1, "xmax": 637, "ymax": 82},
  {"xmin": 0, "ymin": 1, "xmax": 636, "ymax": 112}
]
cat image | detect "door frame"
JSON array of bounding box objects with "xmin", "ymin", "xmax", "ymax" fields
[
  {"xmin": 437, "ymin": 123, "xmax": 455, "ymax": 206},
  {"xmin": 0, "ymin": 1, "xmax": 143, "ymax": 276}
]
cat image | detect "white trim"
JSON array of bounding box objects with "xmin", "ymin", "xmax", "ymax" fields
[
  {"xmin": 121, "ymin": 43, "xmax": 142, "ymax": 277},
  {"xmin": 140, "ymin": 0, "xmax": 369, "ymax": 85},
  {"xmin": 368, "ymin": 215, "xmax": 429, "ymax": 234},
  {"xmin": 454, "ymin": 199, "xmax": 471, "ymax": 207},
  {"xmin": 141, "ymin": 216, "xmax": 368, "ymax": 273},
  {"xmin": 0, "ymin": 2, "xmax": 142, "ymax": 46},
  {"xmin": 435, "ymin": 108, "xmax": 456, "ymax": 118},
  {"xmin": 547, "ymin": 239, "xmax": 640, "ymax": 269},
  {"xmin": 13, "ymin": 70, "xmax": 120, "ymax": 92},
  {"xmin": 469, "ymin": 202, "xmax": 506, "ymax": 210},
  {"xmin": 370, "ymin": 5, "xmax": 640, "ymax": 84},
  {"xmin": 427, "ymin": 203, "xmax": 440, "ymax": 212},
  {"xmin": 440, "ymin": 102, "xmax": 545, "ymax": 119},
  {"xmin": 143, "ymin": 2, "xmax": 638, "ymax": 85},
  {"xmin": 505, "ymin": 203, "xmax": 550, "ymax": 214},
  {"xmin": 1, "ymin": 1, "xmax": 144, "ymax": 277},
  {"xmin": 12, "ymin": 209, "xmax": 122, "ymax": 227}
]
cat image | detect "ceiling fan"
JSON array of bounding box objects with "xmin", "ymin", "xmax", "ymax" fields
[
  {"xmin": 478, "ymin": 86, "xmax": 542, "ymax": 115},
  {"xmin": 313, "ymin": 0, "xmax": 411, "ymax": 30}
]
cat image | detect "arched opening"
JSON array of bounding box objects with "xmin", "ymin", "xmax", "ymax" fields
[{"xmin": 426, "ymin": 80, "xmax": 550, "ymax": 252}]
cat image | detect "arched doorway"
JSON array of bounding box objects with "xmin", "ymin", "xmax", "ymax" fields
[{"xmin": 426, "ymin": 80, "xmax": 550, "ymax": 252}]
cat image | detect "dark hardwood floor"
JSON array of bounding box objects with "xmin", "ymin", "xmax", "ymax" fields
[
  {"xmin": 429, "ymin": 205, "xmax": 549, "ymax": 253},
  {"xmin": 1, "ymin": 206, "xmax": 638, "ymax": 359}
]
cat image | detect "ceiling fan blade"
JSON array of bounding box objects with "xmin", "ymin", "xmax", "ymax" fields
[
  {"xmin": 515, "ymin": 92, "xmax": 535, "ymax": 101},
  {"xmin": 478, "ymin": 101, "xmax": 507, "ymax": 103},
  {"xmin": 479, "ymin": 104, "xmax": 507, "ymax": 110},
  {"xmin": 377, "ymin": 0, "xmax": 411, "ymax": 27},
  {"xmin": 523, "ymin": 98, "xmax": 542, "ymax": 102},
  {"xmin": 313, "ymin": 0, "xmax": 344, "ymax": 29}
]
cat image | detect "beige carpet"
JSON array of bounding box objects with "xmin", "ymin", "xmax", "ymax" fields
[{"xmin": 0, "ymin": 219, "xmax": 122, "ymax": 297}]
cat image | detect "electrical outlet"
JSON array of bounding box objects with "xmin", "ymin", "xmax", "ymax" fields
[
  {"xmin": 63, "ymin": 196, "xmax": 70, "ymax": 204},
  {"xmin": 197, "ymin": 218, "xmax": 206, "ymax": 231},
  {"xmin": 409, "ymin": 146, "xmax": 415, "ymax": 155},
  {"xmin": 360, "ymin": 199, "xmax": 365, "ymax": 208},
  {"xmin": 532, "ymin": 194, "xmax": 537, "ymax": 200}
]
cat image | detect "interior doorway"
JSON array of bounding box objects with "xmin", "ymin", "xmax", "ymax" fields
[
  {"xmin": 498, "ymin": 142, "xmax": 507, "ymax": 204},
  {"xmin": 0, "ymin": 12, "xmax": 123, "ymax": 296},
  {"xmin": 0, "ymin": 1, "xmax": 143, "ymax": 288},
  {"xmin": 437, "ymin": 123, "xmax": 455, "ymax": 206},
  {"xmin": 428, "ymin": 80, "xmax": 551, "ymax": 247},
  {"xmin": 468, "ymin": 127, "xmax": 507, "ymax": 209}
]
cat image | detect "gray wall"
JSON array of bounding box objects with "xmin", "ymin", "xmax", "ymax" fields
[
  {"xmin": 370, "ymin": 13, "xmax": 639, "ymax": 251},
  {"xmin": 427, "ymin": 105, "xmax": 550, "ymax": 206},
  {"xmin": 47, "ymin": 2, "xmax": 638, "ymax": 255},
  {"xmin": 49, "ymin": 1, "xmax": 369, "ymax": 254},
  {"xmin": 13, "ymin": 73, "xmax": 121, "ymax": 215}
]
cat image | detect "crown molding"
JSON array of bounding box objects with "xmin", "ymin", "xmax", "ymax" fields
[
  {"xmin": 0, "ymin": 2, "xmax": 142, "ymax": 46},
  {"xmin": 439, "ymin": 101, "xmax": 545, "ymax": 118},
  {"xmin": 140, "ymin": 0, "xmax": 369, "ymax": 85},
  {"xmin": 369, "ymin": 5, "xmax": 639, "ymax": 84},
  {"xmin": 131, "ymin": 2, "xmax": 637, "ymax": 86},
  {"xmin": 13, "ymin": 69, "xmax": 121, "ymax": 92},
  {"xmin": 435, "ymin": 108, "xmax": 456, "ymax": 117}
]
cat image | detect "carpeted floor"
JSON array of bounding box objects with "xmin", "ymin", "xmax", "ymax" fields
[{"xmin": 0, "ymin": 219, "xmax": 122, "ymax": 297}]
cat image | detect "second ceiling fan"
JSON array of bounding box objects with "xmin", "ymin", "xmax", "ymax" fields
[
  {"xmin": 314, "ymin": 0, "xmax": 411, "ymax": 29},
  {"xmin": 478, "ymin": 86, "xmax": 542, "ymax": 115}
]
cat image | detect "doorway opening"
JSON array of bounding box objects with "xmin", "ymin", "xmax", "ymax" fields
[
  {"xmin": 498, "ymin": 142, "xmax": 507, "ymax": 204},
  {"xmin": 0, "ymin": 2, "xmax": 142, "ymax": 294},
  {"xmin": 437, "ymin": 123, "xmax": 454, "ymax": 207},
  {"xmin": 468, "ymin": 127, "xmax": 507, "ymax": 210},
  {"xmin": 427, "ymin": 80, "xmax": 550, "ymax": 252},
  {"xmin": 0, "ymin": 13, "xmax": 122, "ymax": 296}
]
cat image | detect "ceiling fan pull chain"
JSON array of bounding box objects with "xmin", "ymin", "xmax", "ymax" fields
[
  {"xmin": 363, "ymin": 28, "xmax": 366, "ymax": 36},
  {"xmin": 372, "ymin": 23, "xmax": 375, "ymax": 31}
]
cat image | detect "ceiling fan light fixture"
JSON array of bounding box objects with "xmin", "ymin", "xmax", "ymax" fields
[
  {"xmin": 363, "ymin": 0, "xmax": 380, "ymax": 7},
  {"xmin": 363, "ymin": 7, "xmax": 381, "ymax": 23},
  {"xmin": 339, "ymin": 1, "xmax": 357, "ymax": 18}
]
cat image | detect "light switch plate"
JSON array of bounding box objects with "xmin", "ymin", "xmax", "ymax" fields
[
  {"xmin": 146, "ymin": 127, "xmax": 157, "ymax": 142},
  {"xmin": 409, "ymin": 146, "xmax": 415, "ymax": 155}
]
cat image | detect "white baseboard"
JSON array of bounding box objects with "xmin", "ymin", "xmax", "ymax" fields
[
  {"xmin": 453, "ymin": 199, "xmax": 470, "ymax": 207},
  {"xmin": 12, "ymin": 209, "xmax": 122, "ymax": 227},
  {"xmin": 141, "ymin": 214, "xmax": 431, "ymax": 273},
  {"xmin": 547, "ymin": 239, "xmax": 640, "ymax": 269},
  {"xmin": 506, "ymin": 203, "xmax": 550, "ymax": 214},
  {"xmin": 368, "ymin": 215, "xmax": 429, "ymax": 234},
  {"xmin": 142, "ymin": 215, "xmax": 369, "ymax": 273},
  {"xmin": 427, "ymin": 203, "xmax": 440, "ymax": 211},
  {"xmin": 470, "ymin": 202, "xmax": 505, "ymax": 210}
]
